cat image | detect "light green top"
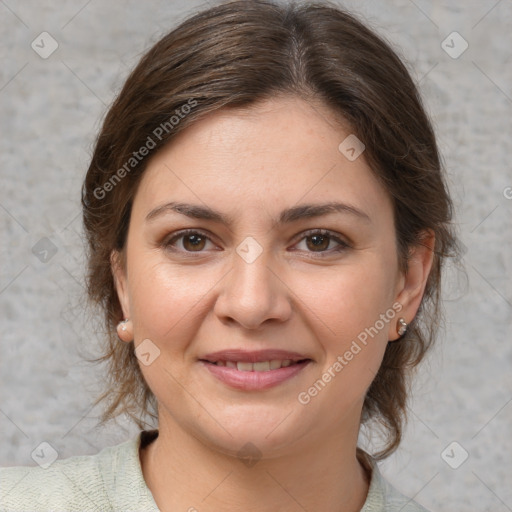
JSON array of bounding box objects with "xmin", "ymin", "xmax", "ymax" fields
[{"xmin": 0, "ymin": 430, "xmax": 429, "ymax": 511}]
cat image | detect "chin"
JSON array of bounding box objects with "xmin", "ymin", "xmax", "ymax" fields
[{"xmin": 192, "ymin": 405, "xmax": 308, "ymax": 459}]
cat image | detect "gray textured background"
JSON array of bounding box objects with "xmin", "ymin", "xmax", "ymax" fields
[{"xmin": 1, "ymin": 1, "xmax": 511, "ymax": 511}]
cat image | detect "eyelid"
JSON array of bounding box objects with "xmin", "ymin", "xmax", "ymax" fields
[{"xmin": 293, "ymin": 228, "xmax": 350, "ymax": 245}]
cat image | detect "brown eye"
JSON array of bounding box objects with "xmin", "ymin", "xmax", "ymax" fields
[
  {"xmin": 305, "ymin": 233, "xmax": 330, "ymax": 251},
  {"xmin": 294, "ymin": 229, "xmax": 350, "ymax": 256},
  {"xmin": 164, "ymin": 230, "xmax": 214, "ymax": 253},
  {"xmin": 182, "ymin": 233, "xmax": 206, "ymax": 251}
]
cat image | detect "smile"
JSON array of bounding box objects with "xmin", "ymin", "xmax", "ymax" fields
[
  {"xmin": 200, "ymin": 359, "xmax": 312, "ymax": 390},
  {"xmin": 210, "ymin": 359, "xmax": 304, "ymax": 371}
]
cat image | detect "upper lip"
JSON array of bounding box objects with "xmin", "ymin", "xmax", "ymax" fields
[{"xmin": 200, "ymin": 349, "xmax": 312, "ymax": 364}]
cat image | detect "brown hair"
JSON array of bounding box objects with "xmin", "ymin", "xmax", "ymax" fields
[{"xmin": 82, "ymin": 0, "xmax": 459, "ymax": 460}]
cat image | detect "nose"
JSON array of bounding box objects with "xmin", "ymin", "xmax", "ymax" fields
[{"xmin": 213, "ymin": 245, "xmax": 292, "ymax": 330}]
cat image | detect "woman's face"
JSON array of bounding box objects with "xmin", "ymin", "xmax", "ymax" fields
[{"xmin": 113, "ymin": 96, "xmax": 421, "ymax": 457}]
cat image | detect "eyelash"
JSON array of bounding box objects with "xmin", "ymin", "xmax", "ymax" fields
[{"xmin": 162, "ymin": 228, "xmax": 350, "ymax": 258}]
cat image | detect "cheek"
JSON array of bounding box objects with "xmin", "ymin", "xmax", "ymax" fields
[
  {"xmin": 301, "ymin": 258, "xmax": 397, "ymax": 343},
  {"xmin": 128, "ymin": 256, "xmax": 219, "ymax": 345},
  {"xmin": 295, "ymin": 261, "xmax": 396, "ymax": 420}
]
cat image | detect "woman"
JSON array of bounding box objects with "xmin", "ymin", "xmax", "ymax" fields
[{"xmin": 0, "ymin": 1, "xmax": 458, "ymax": 510}]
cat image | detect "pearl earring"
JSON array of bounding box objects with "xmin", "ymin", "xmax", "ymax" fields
[{"xmin": 397, "ymin": 317, "xmax": 408, "ymax": 337}]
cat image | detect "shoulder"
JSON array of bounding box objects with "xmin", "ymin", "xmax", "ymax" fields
[
  {"xmin": 0, "ymin": 433, "xmax": 157, "ymax": 512},
  {"xmin": 361, "ymin": 458, "xmax": 431, "ymax": 512},
  {"xmin": 0, "ymin": 442, "xmax": 119, "ymax": 511},
  {"xmin": 0, "ymin": 451, "xmax": 103, "ymax": 511}
]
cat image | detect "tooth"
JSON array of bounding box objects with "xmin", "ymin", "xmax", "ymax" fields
[
  {"xmin": 237, "ymin": 362, "xmax": 253, "ymax": 372},
  {"xmin": 216, "ymin": 361, "xmax": 226, "ymax": 366},
  {"xmin": 270, "ymin": 360, "xmax": 282, "ymax": 370},
  {"xmin": 225, "ymin": 361, "xmax": 237, "ymax": 368},
  {"xmin": 253, "ymin": 361, "xmax": 271, "ymax": 372},
  {"xmin": 281, "ymin": 359, "xmax": 292, "ymax": 367}
]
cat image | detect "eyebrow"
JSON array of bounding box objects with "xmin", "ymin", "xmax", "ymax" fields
[{"xmin": 145, "ymin": 201, "xmax": 371, "ymax": 225}]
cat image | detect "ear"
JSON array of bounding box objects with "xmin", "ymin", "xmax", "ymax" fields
[
  {"xmin": 388, "ymin": 230, "xmax": 435, "ymax": 341},
  {"xmin": 111, "ymin": 249, "xmax": 131, "ymax": 320}
]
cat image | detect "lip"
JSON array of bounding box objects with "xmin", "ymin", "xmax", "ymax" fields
[
  {"xmin": 200, "ymin": 359, "xmax": 312, "ymax": 391},
  {"xmin": 200, "ymin": 349, "xmax": 311, "ymax": 364}
]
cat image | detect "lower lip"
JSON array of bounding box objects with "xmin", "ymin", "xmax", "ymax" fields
[{"xmin": 200, "ymin": 360, "xmax": 311, "ymax": 390}]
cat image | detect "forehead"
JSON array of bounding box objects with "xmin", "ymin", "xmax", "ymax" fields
[{"xmin": 132, "ymin": 96, "xmax": 392, "ymax": 224}]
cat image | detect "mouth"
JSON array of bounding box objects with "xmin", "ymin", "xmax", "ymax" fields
[
  {"xmin": 198, "ymin": 349, "xmax": 313, "ymax": 390},
  {"xmin": 199, "ymin": 358, "xmax": 312, "ymax": 371}
]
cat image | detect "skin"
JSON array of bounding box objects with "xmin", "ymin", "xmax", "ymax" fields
[{"xmin": 112, "ymin": 95, "xmax": 434, "ymax": 512}]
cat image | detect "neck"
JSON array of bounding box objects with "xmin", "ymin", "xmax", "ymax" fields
[{"xmin": 140, "ymin": 413, "xmax": 371, "ymax": 512}]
